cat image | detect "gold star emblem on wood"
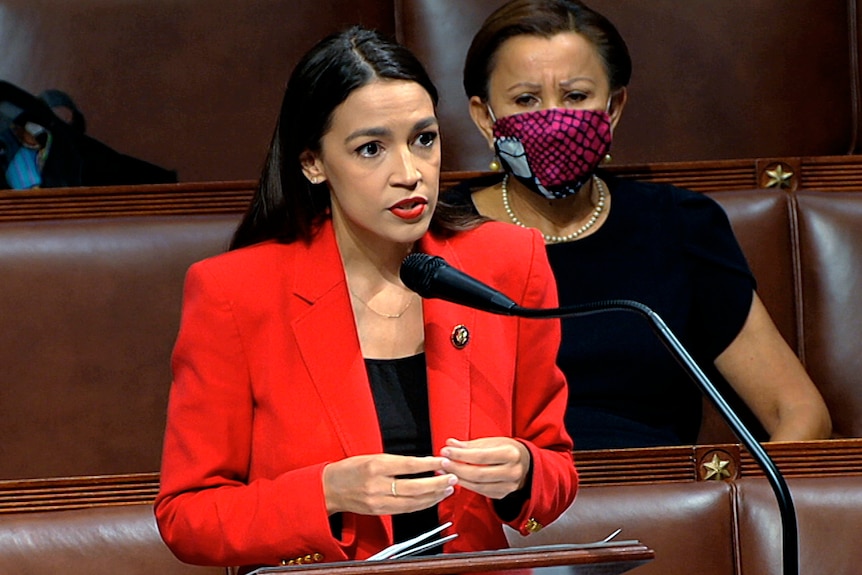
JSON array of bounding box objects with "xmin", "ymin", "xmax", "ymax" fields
[
  {"xmin": 764, "ymin": 164, "xmax": 794, "ymax": 188},
  {"xmin": 702, "ymin": 453, "xmax": 732, "ymax": 481}
]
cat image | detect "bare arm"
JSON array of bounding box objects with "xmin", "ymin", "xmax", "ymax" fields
[{"xmin": 714, "ymin": 292, "xmax": 832, "ymax": 441}]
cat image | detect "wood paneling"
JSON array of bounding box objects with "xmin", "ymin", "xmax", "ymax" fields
[
  {"xmin": 8, "ymin": 155, "xmax": 862, "ymax": 223},
  {"xmin": 2, "ymin": 440, "xmax": 859, "ymax": 514}
]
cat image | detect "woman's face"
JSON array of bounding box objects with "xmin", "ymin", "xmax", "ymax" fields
[
  {"xmin": 470, "ymin": 32, "xmax": 625, "ymax": 144},
  {"xmin": 302, "ymin": 79, "xmax": 440, "ymax": 249}
]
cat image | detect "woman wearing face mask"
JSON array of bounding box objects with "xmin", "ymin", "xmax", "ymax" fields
[
  {"xmin": 155, "ymin": 26, "xmax": 576, "ymax": 571},
  {"xmin": 446, "ymin": 0, "xmax": 831, "ymax": 450}
]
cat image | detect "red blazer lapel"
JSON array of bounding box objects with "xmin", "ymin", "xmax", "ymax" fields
[
  {"xmin": 419, "ymin": 234, "xmax": 475, "ymax": 451},
  {"xmin": 291, "ymin": 222, "xmax": 382, "ymax": 457},
  {"xmin": 288, "ymin": 227, "xmax": 479, "ymax": 458}
]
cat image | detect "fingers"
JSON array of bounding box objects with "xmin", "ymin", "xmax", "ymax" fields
[
  {"xmin": 382, "ymin": 472, "xmax": 458, "ymax": 518},
  {"xmin": 438, "ymin": 437, "xmax": 530, "ymax": 499},
  {"xmin": 389, "ymin": 473, "xmax": 458, "ymax": 502},
  {"xmin": 322, "ymin": 454, "xmax": 456, "ymax": 516},
  {"xmin": 323, "ymin": 441, "xmax": 530, "ymax": 516},
  {"xmin": 441, "ymin": 437, "xmax": 523, "ymax": 466},
  {"xmin": 393, "ymin": 454, "xmax": 449, "ymax": 476}
]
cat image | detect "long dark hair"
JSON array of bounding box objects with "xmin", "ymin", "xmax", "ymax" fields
[
  {"xmin": 464, "ymin": 0, "xmax": 632, "ymax": 101},
  {"xmin": 232, "ymin": 26, "xmax": 479, "ymax": 250}
]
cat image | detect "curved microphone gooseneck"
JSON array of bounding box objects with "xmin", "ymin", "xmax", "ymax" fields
[{"xmin": 400, "ymin": 253, "xmax": 798, "ymax": 575}]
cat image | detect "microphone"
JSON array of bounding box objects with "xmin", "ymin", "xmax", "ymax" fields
[
  {"xmin": 400, "ymin": 252, "xmax": 799, "ymax": 575},
  {"xmin": 400, "ymin": 253, "xmax": 519, "ymax": 315}
]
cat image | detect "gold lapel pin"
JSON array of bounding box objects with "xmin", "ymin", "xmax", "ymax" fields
[{"xmin": 450, "ymin": 324, "xmax": 470, "ymax": 349}]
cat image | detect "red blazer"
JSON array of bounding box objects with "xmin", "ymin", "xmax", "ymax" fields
[{"xmin": 155, "ymin": 218, "xmax": 577, "ymax": 568}]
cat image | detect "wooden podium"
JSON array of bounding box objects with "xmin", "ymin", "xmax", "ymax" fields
[{"xmin": 247, "ymin": 542, "xmax": 654, "ymax": 575}]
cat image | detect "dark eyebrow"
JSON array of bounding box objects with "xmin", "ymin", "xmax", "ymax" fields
[
  {"xmin": 345, "ymin": 127, "xmax": 391, "ymax": 144},
  {"xmin": 559, "ymin": 77, "xmax": 597, "ymax": 89},
  {"xmin": 344, "ymin": 116, "xmax": 438, "ymax": 145},
  {"xmin": 506, "ymin": 81, "xmax": 542, "ymax": 92},
  {"xmin": 413, "ymin": 116, "xmax": 439, "ymax": 132}
]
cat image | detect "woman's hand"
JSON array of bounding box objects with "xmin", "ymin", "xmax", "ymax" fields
[
  {"xmin": 439, "ymin": 437, "xmax": 531, "ymax": 500},
  {"xmin": 322, "ymin": 454, "xmax": 456, "ymax": 516}
]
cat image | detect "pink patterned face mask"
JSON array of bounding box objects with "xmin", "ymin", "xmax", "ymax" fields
[{"xmin": 491, "ymin": 107, "xmax": 612, "ymax": 199}]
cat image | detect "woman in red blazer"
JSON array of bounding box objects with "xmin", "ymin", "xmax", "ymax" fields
[{"xmin": 155, "ymin": 26, "xmax": 577, "ymax": 571}]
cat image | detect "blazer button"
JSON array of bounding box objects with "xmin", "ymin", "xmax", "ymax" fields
[
  {"xmin": 524, "ymin": 518, "xmax": 544, "ymax": 533},
  {"xmin": 451, "ymin": 324, "xmax": 470, "ymax": 348},
  {"xmin": 313, "ymin": 553, "xmax": 324, "ymax": 562}
]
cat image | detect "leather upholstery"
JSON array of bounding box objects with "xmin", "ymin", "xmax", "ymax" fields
[
  {"xmin": 794, "ymin": 192, "xmax": 862, "ymax": 438},
  {"xmin": 735, "ymin": 476, "xmax": 862, "ymax": 575},
  {"xmin": 507, "ymin": 481, "xmax": 736, "ymax": 575},
  {"xmin": 0, "ymin": 215, "xmax": 240, "ymax": 479},
  {"xmin": 0, "ymin": 504, "xmax": 221, "ymax": 575}
]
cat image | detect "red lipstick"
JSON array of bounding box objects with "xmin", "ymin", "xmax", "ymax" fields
[{"xmin": 390, "ymin": 197, "xmax": 428, "ymax": 220}]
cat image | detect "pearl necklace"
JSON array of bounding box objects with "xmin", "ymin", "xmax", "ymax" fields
[
  {"xmin": 350, "ymin": 289, "xmax": 416, "ymax": 319},
  {"xmin": 501, "ymin": 174, "xmax": 607, "ymax": 243}
]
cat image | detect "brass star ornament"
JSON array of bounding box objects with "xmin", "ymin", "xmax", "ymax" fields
[
  {"xmin": 764, "ymin": 164, "xmax": 794, "ymax": 189},
  {"xmin": 702, "ymin": 453, "xmax": 732, "ymax": 481}
]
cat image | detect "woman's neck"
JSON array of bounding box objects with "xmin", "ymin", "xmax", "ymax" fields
[
  {"xmin": 508, "ymin": 176, "xmax": 598, "ymax": 228},
  {"xmin": 335, "ymin": 226, "xmax": 412, "ymax": 286},
  {"xmin": 334, "ymin": 223, "xmax": 424, "ymax": 360},
  {"xmin": 474, "ymin": 174, "xmax": 611, "ymax": 242}
]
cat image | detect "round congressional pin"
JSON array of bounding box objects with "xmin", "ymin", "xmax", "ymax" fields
[{"xmin": 450, "ymin": 324, "xmax": 470, "ymax": 349}]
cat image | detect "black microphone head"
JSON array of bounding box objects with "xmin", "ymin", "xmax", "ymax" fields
[{"xmin": 400, "ymin": 253, "xmax": 445, "ymax": 297}]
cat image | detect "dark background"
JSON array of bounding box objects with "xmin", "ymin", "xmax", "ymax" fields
[{"xmin": 1, "ymin": 0, "xmax": 858, "ymax": 181}]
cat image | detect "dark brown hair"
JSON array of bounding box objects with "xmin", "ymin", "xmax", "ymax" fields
[{"xmin": 463, "ymin": 0, "xmax": 632, "ymax": 101}]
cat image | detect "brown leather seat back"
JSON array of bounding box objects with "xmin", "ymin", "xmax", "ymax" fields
[
  {"xmin": 0, "ymin": 504, "xmax": 221, "ymax": 575},
  {"xmin": 507, "ymin": 481, "xmax": 736, "ymax": 575},
  {"xmin": 0, "ymin": 215, "xmax": 239, "ymax": 479},
  {"xmin": 735, "ymin": 476, "xmax": 862, "ymax": 575},
  {"xmin": 795, "ymin": 191, "xmax": 862, "ymax": 438}
]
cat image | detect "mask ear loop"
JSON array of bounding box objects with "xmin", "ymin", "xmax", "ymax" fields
[
  {"xmin": 603, "ymin": 94, "xmax": 616, "ymax": 164},
  {"xmin": 486, "ymin": 104, "xmax": 502, "ymax": 171},
  {"xmin": 605, "ymin": 94, "xmax": 614, "ymax": 114},
  {"xmin": 486, "ymin": 103, "xmax": 498, "ymax": 123}
]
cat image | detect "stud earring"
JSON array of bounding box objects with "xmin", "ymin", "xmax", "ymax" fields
[{"xmin": 489, "ymin": 156, "xmax": 501, "ymax": 172}]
